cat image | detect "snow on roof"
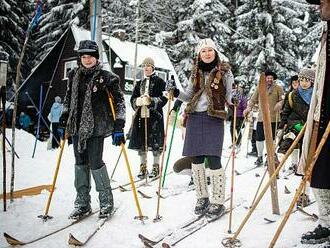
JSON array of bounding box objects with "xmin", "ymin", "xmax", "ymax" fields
[
  {"xmin": 71, "ymin": 25, "xmax": 110, "ymax": 71},
  {"xmin": 102, "ymin": 35, "xmax": 173, "ymax": 71}
]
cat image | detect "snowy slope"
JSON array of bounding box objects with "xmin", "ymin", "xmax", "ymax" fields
[{"xmin": 0, "ymin": 96, "xmax": 326, "ymax": 248}]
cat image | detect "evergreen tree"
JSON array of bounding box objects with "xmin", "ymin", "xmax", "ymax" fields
[
  {"xmin": 31, "ymin": 0, "xmax": 88, "ymax": 66},
  {"xmin": 0, "ymin": 0, "xmax": 31, "ymax": 86}
]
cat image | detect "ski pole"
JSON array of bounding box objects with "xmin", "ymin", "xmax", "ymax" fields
[
  {"xmin": 32, "ymin": 85, "xmax": 43, "ymax": 158},
  {"xmin": 25, "ymin": 92, "xmax": 60, "ymax": 147},
  {"xmin": 154, "ymin": 92, "xmax": 173, "ymax": 222},
  {"xmin": 144, "ymin": 112, "xmax": 149, "ymax": 185},
  {"xmin": 269, "ymin": 120, "xmax": 330, "ymax": 248},
  {"xmin": 107, "ymin": 91, "xmax": 147, "ymax": 221},
  {"xmin": 250, "ymin": 167, "xmax": 268, "ymax": 207},
  {"xmin": 222, "ymin": 124, "xmax": 305, "ymax": 247},
  {"xmin": 110, "ymin": 149, "xmax": 122, "ymax": 182},
  {"xmin": 224, "ymin": 116, "xmax": 247, "ymax": 172},
  {"xmin": 38, "ymin": 137, "xmax": 67, "ymax": 220},
  {"xmin": 161, "ymin": 108, "xmax": 179, "ymax": 188},
  {"xmin": 1, "ymin": 86, "xmax": 7, "ymax": 211},
  {"xmin": 228, "ymin": 102, "xmax": 237, "ymax": 233}
]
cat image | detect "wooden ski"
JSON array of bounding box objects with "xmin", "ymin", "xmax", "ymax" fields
[{"xmin": 258, "ymin": 72, "xmax": 280, "ymax": 214}]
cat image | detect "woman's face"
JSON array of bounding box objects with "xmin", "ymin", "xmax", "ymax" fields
[
  {"xmin": 300, "ymin": 78, "xmax": 312, "ymax": 89},
  {"xmin": 81, "ymin": 55, "xmax": 97, "ymax": 68},
  {"xmin": 199, "ymin": 47, "xmax": 216, "ymax": 64},
  {"xmin": 292, "ymin": 80, "xmax": 299, "ymax": 90},
  {"xmin": 143, "ymin": 65, "xmax": 153, "ymax": 77}
]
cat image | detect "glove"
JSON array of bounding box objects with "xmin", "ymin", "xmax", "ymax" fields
[
  {"xmin": 165, "ymin": 79, "xmax": 180, "ymax": 97},
  {"xmin": 112, "ymin": 131, "xmax": 125, "ymax": 146},
  {"xmin": 276, "ymin": 129, "xmax": 283, "ymax": 140},
  {"xmin": 135, "ymin": 97, "xmax": 143, "ymax": 107},
  {"xmin": 293, "ymin": 122, "xmax": 304, "ymax": 132},
  {"xmin": 59, "ymin": 111, "xmax": 69, "ymax": 128},
  {"xmin": 171, "ymin": 99, "xmax": 182, "ymax": 113},
  {"xmin": 136, "ymin": 96, "xmax": 150, "ymax": 106},
  {"xmin": 243, "ymin": 108, "xmax": 250, "ymax": 118},
  {"xmin": 112, "ymin": 119, "xmax": 125, "ymax": 146},
  {"xmin": 232, "ymin": 96, "xmax": 239, "ymax": 105}
]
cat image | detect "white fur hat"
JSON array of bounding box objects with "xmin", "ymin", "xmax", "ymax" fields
[{"xmin": 196, "ymin": 38, "xmax": 218, "ymax": 55}]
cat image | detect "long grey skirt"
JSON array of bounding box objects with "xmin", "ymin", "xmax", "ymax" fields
[{"xmin": 183, "ymin": 111, "xmax": 224, "ymax": 157}]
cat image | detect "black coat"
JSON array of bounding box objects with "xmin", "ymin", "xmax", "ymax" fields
[
  {"xmin": 278, "ymin": 90, "xmax": 309, "ymax": 130},
  {"xmin": 128, "ymin": 73, "xmax": 168, "ymax": 152},
  {"xmin": 64, "ymin": 68, "xmax": 125, "ymax": 138}
]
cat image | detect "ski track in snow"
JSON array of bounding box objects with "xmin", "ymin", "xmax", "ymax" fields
[{"xmin": 0, "ymin": 96, "xmax": 326, "ymax": 248}]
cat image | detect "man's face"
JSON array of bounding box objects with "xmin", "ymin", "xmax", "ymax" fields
[
  {"xmin": 265, "ymin": 75, "xmax": 274, "ymax": 86},
  {"xmin": 300, "ymin": 78, "xmax": 312, "ymax": 90},
  {"xmin": 199, "ymin": 47, "xmax": 216, "ymax": 64},
  {"xmin": 292, "ymin": 80, "xmax": 299, "ymax": 90},
  {"xmin": 143, "ymin": 65, "xmax": 153, "ymax": 77},
  {"xmin": 81, "ymin": 55, "xmax": 97, "ymax": 68}
]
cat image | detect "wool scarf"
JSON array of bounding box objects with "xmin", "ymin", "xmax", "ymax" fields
[
  {"xmin": 298, "ymin": 85, "xmax": 313, "ymax": 105},
  {"xmin": 67, "ymin": 63, "xmax": 102, "ymax": 152}
]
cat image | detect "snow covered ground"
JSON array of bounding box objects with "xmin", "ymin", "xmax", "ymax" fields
[{"xmin": 0, "ymin": 96, "xmax": 327, "ymax": 248}]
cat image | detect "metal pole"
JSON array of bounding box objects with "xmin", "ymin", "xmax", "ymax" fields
[
  {"xmin": 132, "ymin": 0, "xmax": 140, "ymax": 87},
  {"xmin": 32, "ymin": 85, "xmax": 43, "ymax": 158},
  {"xmin": 0, "ymin": 49, "xmax": 9, "ymax": 211}
]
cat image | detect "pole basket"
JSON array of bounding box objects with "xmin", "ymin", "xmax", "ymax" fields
[
  {"xmin": 222, "ymin": 237, "xmax": 242, "ymax": 247},
  {"xmin": 37, "ymin": 214, "xmax": 53, "ymax": 221},
  {"xmin": 134, "ymin": 215, "xmax": 148, "ymax": 222},
  {"xmin": 153, "ymin": 214, "xmax": 163, "ymax": 223}
]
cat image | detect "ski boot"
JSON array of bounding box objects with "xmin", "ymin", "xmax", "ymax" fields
[
  {"xmin": 194, "ymin": 198, "xmax": 210, "ymax": 216},
  {"xmin": 254, "ymin": 156, "xmax": 263, "ymax": 167},
  {"xmin": 69, "ymin": 205, "xmax": 92, "ymax": 219},
  {"xmin": 301, "ymin": 225, "xmax": 330, "ymax": 244},
  {"xmin": 137, "ymin": 163, "xmax": 148, "ymax": 179},
  {"xmin": 149, "ymin": 163, "xmax": 159, "ymax": 178},
  {"xmin": 205, "ymin": 203, "xmax": 226, "ymax": 221},
  {"xmin": 247, "ymin": 149, "xmax": 258, "ymax": 157},
  {"xmin": 92, "ymin": 166, "xmax": 114, "ymax": 219},
  {"xmin": 297, "ymin": 193, "xmax": 311, "ymax": 207}
]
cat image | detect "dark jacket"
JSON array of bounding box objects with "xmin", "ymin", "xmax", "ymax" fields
[
  {"xmin": 63, "ymin": 68, "xmax": 125, "ymax": 138},
  {"xmin": 128, "ymin": 73, "xmax": 168, "ymax": 151},
  {"xmin": 278, "ymin": 90, "xmax": 309, "ymax": 130}
]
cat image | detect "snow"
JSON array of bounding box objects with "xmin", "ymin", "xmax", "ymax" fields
[{"xmin": 0, "ymin": 95, "xmax": 325, "ymax": 248}]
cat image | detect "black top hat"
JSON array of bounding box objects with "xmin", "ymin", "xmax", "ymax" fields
[
  {"xmin": 78, "ymin": 40, "xmax": 99, "ymax": 59},
  {"xmin": 265, "ymin": 69, "xmax": 278, "ymax": 80}
]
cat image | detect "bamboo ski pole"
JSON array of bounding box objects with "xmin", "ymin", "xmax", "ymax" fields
[
  {"xmin": 269, "ymin": 120, "xmax": 330, "ymax": 248},
  {"xmin": 1, "ymin": 86, "xmax": 6, "ymax": 211},
  {"xmin": 161, "ymin": 107, "xmax": 179, "ymax": 188},
  {"xmin": 228, "ymin": 102, "xmax": 237, "ymax": 233},
  {"xmin": 107, "ymin": 92, "xmax": 147, "ymax": 220},
  {"xmin": 154, "ymin": 93, "xmax": 173, "ymax": 221},
  {"xmin": 250, "ymin": 167, "xmax": 268, "ymax": 207},
  {"xmin": 144, "ymin": 114, "xmax": 149, "ymax": 185},
  {"xmin": 38, "ymin": 137, "xmax": 66, "ymax": 220},
  {"xmin": 222, "ymin": 124, "xmax": 305, "ymax": 247}
]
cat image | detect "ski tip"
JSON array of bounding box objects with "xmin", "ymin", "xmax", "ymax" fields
[
  {"xmin": 162, "ymin": 242, "xmax": 171, "ymax": 248},
  {"xmin": 263, "ymin": 217, "xmax": 276, "ymax": 223},
  {"xmin": 137, "ymin": 190, "xmax": 152, "ymax": 199},
  {"xmin": 68, "ymin": 233, "xmax": 84, "ymax": 246},
  {"xmin": 119, "ymin": 185, "xmax": 128, "ymax": 192},
  {"xmin": 4, "ymin": 232, "xmax": 25, "ymax": 245}
]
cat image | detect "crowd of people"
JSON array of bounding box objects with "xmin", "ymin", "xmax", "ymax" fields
[{"xmin": 18, "ymin": 0, "xmax": 328, "ymax": 244}]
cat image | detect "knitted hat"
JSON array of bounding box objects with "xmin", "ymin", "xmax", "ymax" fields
[
  {"xmin": 55, "ymin": 96, "xmax": 61, "ymax": 103},
  {"xmin": 298, "ymin": 68, "xmax": 315, "ymax": 82},
  {"xmin": 141, "ymin": 57, "xmax": 155, "ymax": 68},
  {"xmin": 78, "ymin": 40, "xmax": 99, "ymax": 59},
  {"xmin": 196, "ymin": 38, "xmax": 218, "ymax": 55},
  {"xmin": 265, "ymin": 69, "xmax": 278, "ymax": 80}
]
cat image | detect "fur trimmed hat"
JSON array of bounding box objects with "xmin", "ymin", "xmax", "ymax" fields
[
  {"xmin": 141, "ymin": 57, "xmax": 155, "ymax": 68},
  {"xmin": 78, "ymin": 40, "xmax": 99, "ymax": 59},
  {"xmin": 196, "ymin": 38, "xmax": 219, "ymax": 55},
  {"xmin": 265, "ymin": 69, "xmax": 278, "ymax": 80},
  {"xmin": 298, "ymin": 68, "xmax": 315, "ymax": 82}
]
